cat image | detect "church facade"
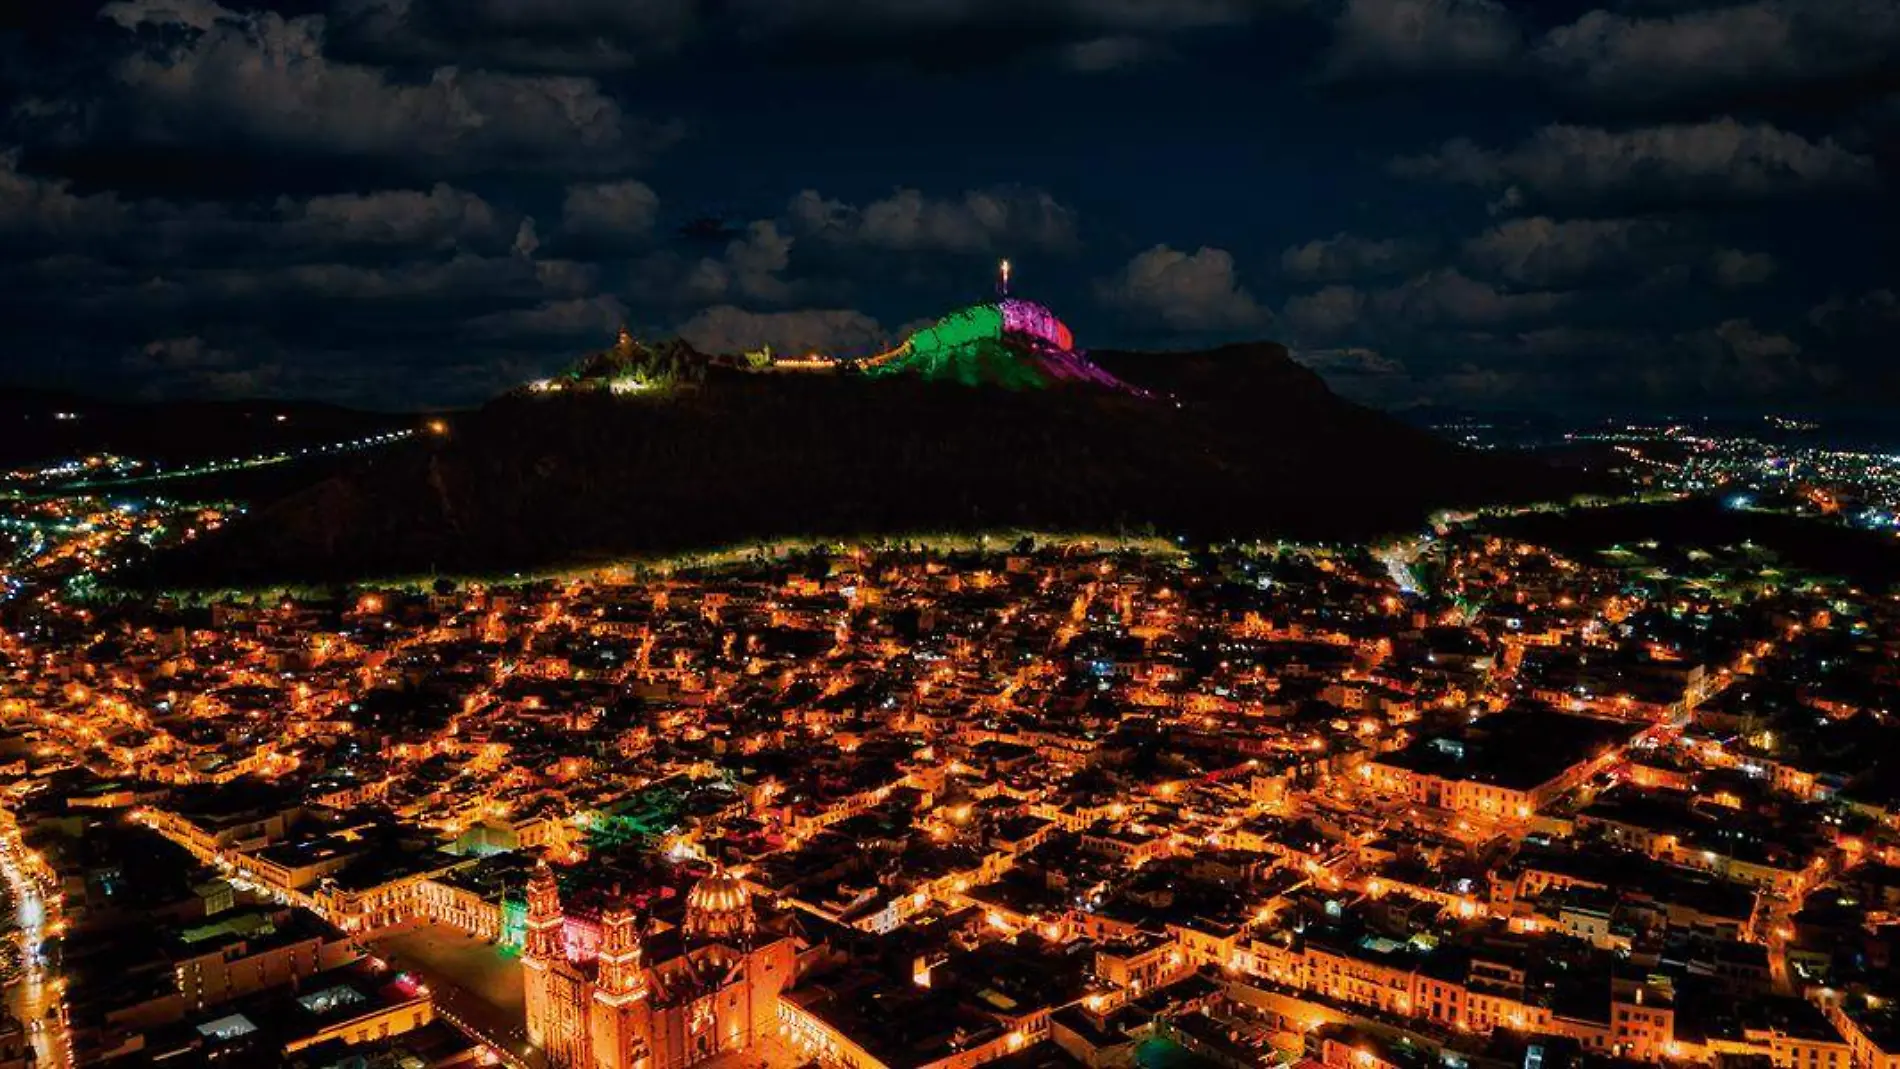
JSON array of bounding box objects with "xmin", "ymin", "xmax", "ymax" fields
[{"xmin": 522, "ymin": 862, "xmax": 799, "ymax": 1069}]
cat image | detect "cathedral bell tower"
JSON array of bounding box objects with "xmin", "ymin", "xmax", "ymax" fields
[
  {"xmin": 523, "ymin": 862, "xmax": 564, "ymax": 1049},
  {"xmin": 523, "ymin": 862, "xmax": 594, "ymax": 1068},
  {"xmin": 525, "ymin": 862, "xmax": 564, "ymax": 959},
  {"xmin": 591, "ymin": 906, "xmax": 652, "ymax": 1069}
]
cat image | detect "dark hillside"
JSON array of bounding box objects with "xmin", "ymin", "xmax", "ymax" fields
[{"xmin": 135, "ymin": 341, "xmax": 1588, "ymax": 585}]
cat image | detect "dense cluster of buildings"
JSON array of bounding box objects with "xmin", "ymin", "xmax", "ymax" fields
[{"xmin": 2, "ymin": 503, "xmax": 1899, "ymax": 1069}]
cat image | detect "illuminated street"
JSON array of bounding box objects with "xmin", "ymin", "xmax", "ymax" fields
[{"xmin": 0, "ymin": 814, "xmax": 70, "ymax": 1069}]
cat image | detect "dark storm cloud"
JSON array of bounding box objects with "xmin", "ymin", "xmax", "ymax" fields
[
  {"xmin": 1535, "ymin": 0, "xmax": 1900, "ymax": 105},
  {"xmin": 328, "ymin": 0, "xmax": 698, "ymax": 72},
  {"xmin": 561, "ymin": 180, "xmax": 662, "ymax": 242},
  {"xmin": 1809, "ymin": 289, "xmax": 1900, "ymax": 360},
  {"xmin": 723, "ymin": 0, "xmax": 1263, "ymax": 41},
  {"xmin": 0, "ymin": 150, "xmax": 123, "ymax": 242},
  {"xmin": 1058, "ymin": 35, "xmax": 1175, "ymax": 73},
  {"xmin": 1394, "ymin": 118, "xmax": 1878, "ymax": 206},
  {"xmin": 1707, "ymin": 249, "xmax": 1777, "ymax": 289},
  {"xmin": 604, "ymin": 185, "xmax": 1081, "ymax": 315},
  {"xmin": 1367, "ymin": 268, "xmax": 1572, "ymax": 329},
  {"xmin": 1098, "ymin": 246, "xmax": 1271, "ymax": 332},
  {"xmin": 1320, "ymin": 0, "xmax": 1522, "ymax": 80},
  {"xmin": 171, "ymin": 254, "xmax": 571, "ymax": 307},
  {"xmin": 1272, "ymin": 238, "xmax": 1863, "ymax": 407},
  {"xmin": 1455, "ymin": 216, "xmax": 1738, "ymax": 289},
  {"xmin": 1666, "ymin": 318, "xmax": 1826, "ymax": 396},
  {"xmin": 287, "ymin": 185, "xmax": 513, "ymax": 252},
  {"xmin": 16, "ymin": 1, "xmax": 676, "ymax": 178},
  {"xmin": 1283, "ymin": 262, "xmax": 1573, "ymax": 343},
  {"xmin": 1280, "ymin": 232, "xmax": 1431, "ymax": 283},
  {"xmin": 118, "ymin": 332, "xmax": 308, "ymax": 400},
  {"xmin": 1439, "ymin": 319, "xmax": 1834, "ymax": 407},
  {"xmin": 786, "ymin": 187, "xmax": 1078, "ymax": 255},
  {"xmin": 1311, "ymin": 0, "xmax": 1900, "ymax": 112},
  {"xmin": 0, "ymin": 147, "xmax": 607, "ymax": 403},
  {"xmin": 23, "ymin": 253, "xmax": 595, "ymax": 362},
  {"xmin": 1281, "ymin": 313, "xmax": 1843, "ymax": 410},
  {"xmin": 1281, "ymin": 286, "xmax": 1370, "ymax": 341},
  {"xmin": 1462, "ymin": 217, "xmax": 1656, "ymax": 287},
  {"xmin": 328, "ymin": 0, "xmax": 1270, "ymax": 74},
  {"xmin": 464, "ymin": 295, "xmax": 633, "ymax": 343},
  {"xmin": 685, "ymin": 221, "xmax": 799, "ymax": 305},
  {"xmin": 0, "ymin": 151, "xmax": 522, "ymax": 265}
]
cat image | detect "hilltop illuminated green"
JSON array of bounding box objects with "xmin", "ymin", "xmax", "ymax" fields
[{"xmin": 870, "ymin": 306, "xmax": 1050, "ymax": 389}]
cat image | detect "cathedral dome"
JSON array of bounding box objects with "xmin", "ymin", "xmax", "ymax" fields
[{"xmin": 685, "ymin": 866, "xmax": 754, "ymax": 942}]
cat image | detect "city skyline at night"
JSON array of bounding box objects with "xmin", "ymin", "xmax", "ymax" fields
[{"xmin": 3, "ymin": 5, "xmax": 1900, "ymax": 1069}]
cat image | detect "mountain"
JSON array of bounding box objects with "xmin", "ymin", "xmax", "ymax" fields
[{"xmin": 135, "ymin": 340, "xmax": 1591, "ymax": 586}]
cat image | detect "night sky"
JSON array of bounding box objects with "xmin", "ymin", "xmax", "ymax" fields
[{"xmin": 1, "ymin": 0, "xmax": 1896, "ymax": 413}]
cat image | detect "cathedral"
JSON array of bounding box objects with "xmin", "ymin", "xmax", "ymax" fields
[{"xmin": 522, "ymin": 860, "xmax": 799, "ymax": 1069}]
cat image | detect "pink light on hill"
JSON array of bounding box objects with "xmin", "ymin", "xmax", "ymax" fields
[{"xmin": 998, "ymin": 298, "xmax": 1076, "ymax": 352}]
